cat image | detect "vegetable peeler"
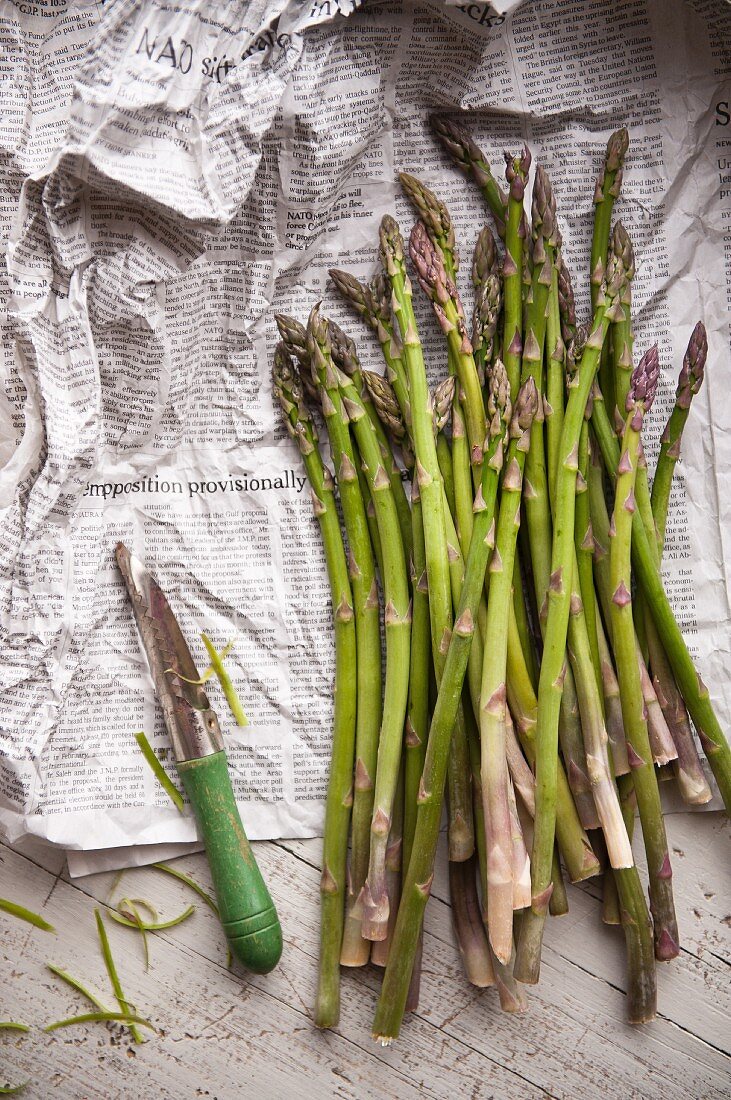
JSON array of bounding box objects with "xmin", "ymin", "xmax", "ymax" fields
[{"xmin": 115, "ymin": 542, "xmax": 283, "ymax": 975}]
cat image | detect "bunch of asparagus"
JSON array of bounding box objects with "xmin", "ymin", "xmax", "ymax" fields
[{"xmin": 272, "ymin": 120, "xmax": 731, "ymax": 1044}]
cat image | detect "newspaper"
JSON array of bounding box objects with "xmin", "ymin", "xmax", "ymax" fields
[{"xmin": 1, "ymin": 0, "xmax": 729, "ymax": 870}]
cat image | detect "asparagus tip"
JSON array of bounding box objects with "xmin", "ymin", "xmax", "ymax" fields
[
  {"xmin": 629, "ymin": 345, "xmax": 660, "ymax": 411},
  {"xmin": 678, "ymin": 320, "xmax": 707, "ymax": 397}
]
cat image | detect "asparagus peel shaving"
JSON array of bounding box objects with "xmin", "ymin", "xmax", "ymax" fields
[
  {"xmin": 95, "ymin": 909, "xmax": 145, "ymax": 1044},
  {"xmin": 44, "ymin": 1011, "xmax": 154, "ymax": 1033},
  {"xmin": 0, "ymin": 899, "xmax": 55, "ymax": 934},
  {"xmin": 47, "ymin": 964, "xmax": 111, "ymax": 1012},
  {"xmin": 0, "ymin": 1022, "xmax": 29, "ymax": 1096},
  {"xmin": 200, "ymin": 635, "xmax": 248, "ymax": 727},
  {"xmin": 152, "ymin": 862, "xmax": 219, "ymax": 912},
  {"xmin": 273, "ymin": 344, "xmax": 357, "ymax": 1027},
  {"xmin": 133, "ymin": 730, "xmax": 185, "ymax": 813}
]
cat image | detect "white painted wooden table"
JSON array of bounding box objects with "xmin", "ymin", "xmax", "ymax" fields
[{"xmin": 1, "ymin": 812, "xmax": 729, "ymax": 1099}]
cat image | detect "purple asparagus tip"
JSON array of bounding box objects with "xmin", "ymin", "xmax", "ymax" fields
[
  {"xmin": 629, "ymin": 345, "xmax": 660, "ymax": 411},
  {"xmin": 504, "ymin": 146, "xmax": 531, "ymax": 202},
  {"xmin": 678, "ymin": 321, "xmax": 707, "ymax": 401}
]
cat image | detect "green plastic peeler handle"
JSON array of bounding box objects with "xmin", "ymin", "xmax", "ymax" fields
[{"xmin": 177, "ymin": 751, "xmax": 283, "ymax": 974}]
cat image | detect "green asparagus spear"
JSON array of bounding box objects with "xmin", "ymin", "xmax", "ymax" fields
[
  {"xmin": 273, "ymin": 345, "xmax": 357, "ymax": 1028},
  {"xmin": 429, "ymin": 115, "xmax": 507, "ymax": 236},
  {"xmin": 515, "ymin": 244, "xmax": 625, "ymax": 984},
  {"xmin": 309, "ymin": 311, "xmax": 412, "ymax": 945},
  {"xmin": 305, "ymin": 308, "xmax": 382, "ymax": 966},
  {"xmin": 609, "ymin": 346, "xmax": 680, "ymax": 961},
  {"xmin": 591, "ymin": 128, "xmax": 629, "ymax": 412},
  {"xmin": 480, "ymin": 376, "xmax": 538, "ymax": 962},
  {"xmin": 372, "ymin": 361, "xmax": 514, "ymax": 1045}
]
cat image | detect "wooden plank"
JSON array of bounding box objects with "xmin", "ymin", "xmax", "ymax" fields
[{"xmin": 1, "ymin": 807, "xmax": 729, "ymax": 1100}]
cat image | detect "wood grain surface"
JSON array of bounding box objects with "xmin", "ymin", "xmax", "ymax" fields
[{"xmin": 1, "ymin": 811, "xmax": 728, "ymax": 1099}]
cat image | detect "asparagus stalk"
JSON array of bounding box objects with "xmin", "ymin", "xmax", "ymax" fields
[
  {"xmin": 608, "ymin": 222, "xmax": 635, "ymax": 423},
  {"xmin": 515, "ymin": 246, "xmax": 625, "ymax": 984},
  {"xmin": 520, "ymin": 169, "xmax": 599, "ymax": 830},
  {"xmin": 522, "ymin": 165, "xmax": 556, "ymax": 602},
  {"xmin": 473, "ymin": 270, "xmax": 503, "ymax": 386},
  {"xmin": 402, "ymin": 477, "xmax": 429, "ymax": 1009},
  {"xmin": 371, "ymin": 764, "xmax": 404, "ymax": 968},
  {"xmin": 545, "ymin": 254, "xmax": 568, "ymax": 498},
  {"xmin": 471, "ymin": 224, "xmax": 501, "ymax": 384},
  {"xmin": 409, "ymin": 219, "xmax": 486, "ymax": 479},
  {"xmin": 304, "ymin": 308, "xmax": 383, "ymax": 965},
  {"xmin": 371, "ymin": 358, "xmax": 512, "ymax": 1045},
  {"xmin": 591, "ymin": 375, "xmax": 731, "ymax": 808},
  {"xmin": 272, "ymin": 346, "xmax": 357, "ymax": 1028},
  {"xmin": 610, "ymin": 346, "xmax": 681, "ymax": 961},
  {"xmin": 591, "ymin": 128, "xmax": 629, "ymax": 412},
  {"xmin": 646, "ymin": 322, "xmax": 712, "ymax": 803},
  {"xmin": 379, "ymin": 217, "xmax": 452, "ymax": 661},
  {"xmin": 449, "ymin": 857, "xmax": 496, "ymax": 987},
  {"xmin": 429, "ymin": 115, "xmax": 507, "ymax": 235},
  {"xmin": 651, "ymin": 321, "xmax": 706, "ymax": 548},
  {"xmin": 506, "ymin": 706, "xmax": 536, "ymax": 816},
  {"xmin": 566, "ymin": 568, "xmax": 634, "ymax": 870},
  {"xmin": 502, "ymin": 149, "xmax": 530, "ymax": 399},
  {"xmin": 403, "ymin": 477, "xmax": 430, "ymax": 880},
  {"xmin": 507, "ymin": 772, "xmax": 532, "ymax": 910},
  {"xmin": 587, "ymin": 417, "xmax": 678, "ymax": 765},
  {"xmin": 575, "ymin": 415, "xmax": 601, "ymax": 684},
  {"xmin": 329, "ymin": 320, "xmax": 413, "ymax": 563},
  {"xmin": 314, "ymin": 324, "xmax": 412, "ymax": 944},
  {"xmin": 399, "ymin": 172, "xmax": 459, "ymax": 280},
  {"xmin": 596, "ymin": 606, "xmax": 630, "ymax": 776},
  {"xmin": 481, "ymin": 377, "xmax": 538, "ymax": 962},
  {"xmin": 468, "ymin": 706, "xmax": 528, "ymax": 1005}
]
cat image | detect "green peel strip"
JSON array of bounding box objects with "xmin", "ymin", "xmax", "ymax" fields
[
  {"xmin": 95, "ymin": 909, "xmax": 145, "ymax": 1044},
  {"xmin": 44, "ymin": 1012, "xmax": 154, "ymax": 1033},
  {"xmin": 0, "ymin": 899, "xmax": 55, "ymax": 933},
  {"xmin": 152, "ymin": 863, "xmax": 218, "ymax": 913},
  {"xmin": 201, "ymin": 634, "xmax": 248, "ymax": 727},
  {"xmin": 134, "ymin": 731, "xmax": 184, "ymax": 813},
  {"xmin": 47, "ymin": 965, "xmax": 109, "ymax": 1013},
  {"xmin": 109, "ymin": 903, "xmax": 195, "ymax": 932},
  {"xmin": 0, "ymin": 1023, "xmax": 30, "ymax": 1095}
]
